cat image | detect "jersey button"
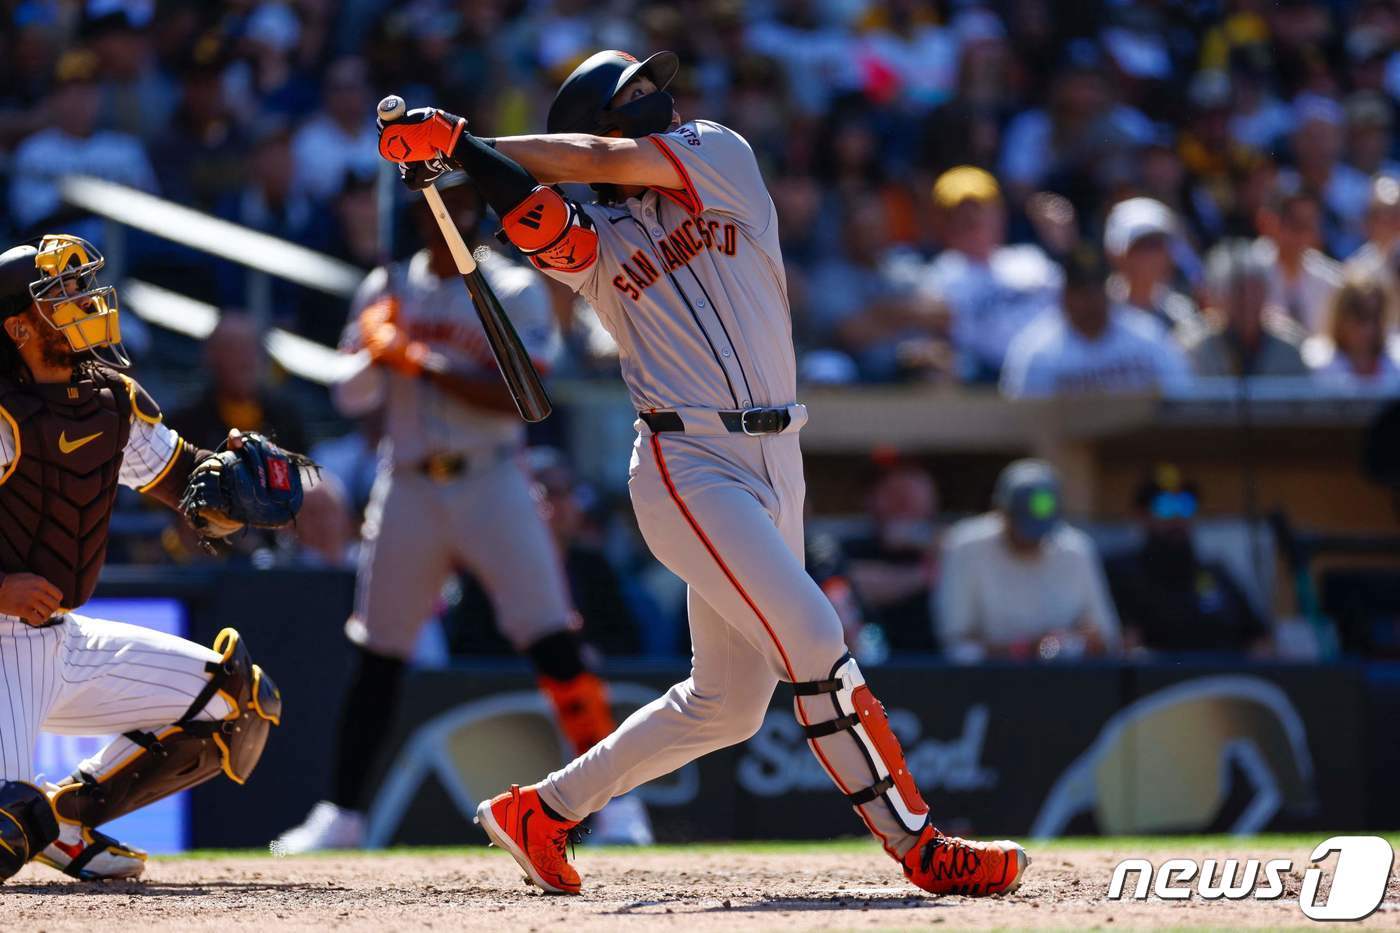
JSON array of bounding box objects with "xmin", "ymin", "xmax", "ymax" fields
[
  {"xmin": 651, "ymin": 227, "xmax": 664, "ymax": 237},
  {"xmin": 722, "ymin": 348, "xmax": 731, "ymax": 357},
  {"xmin": 697, "ymin": 299, "xmax": 706, "ymax": 308}
]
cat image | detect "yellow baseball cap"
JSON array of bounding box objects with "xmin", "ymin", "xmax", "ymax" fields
[{"xmin": 932, "ymin": 166, "xmax": 1001, "ymax": 208}]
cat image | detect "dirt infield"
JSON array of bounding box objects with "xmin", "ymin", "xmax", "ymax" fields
[{"xmin": 4, "ymin": 841, "xmax": 1398, "ymax": 931}]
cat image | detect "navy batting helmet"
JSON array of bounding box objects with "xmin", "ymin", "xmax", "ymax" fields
[{"xmin": 547, "ymin": 50, "xmax": 680, "ymax": 137}]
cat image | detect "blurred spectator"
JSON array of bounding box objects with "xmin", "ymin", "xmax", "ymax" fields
[
  {"xmin": 169, "ymin": 311, "xmax": 308, "ymax": 453},
  {"xmin": 923, "ymin": 166, "xmax": 1062, "ymax": 382},
  {"xmin": 745, "ymin": 2, "xmax": 862, "ymax": 117},
  {"xmin": 1107, "ymin": 465, "xmax": 1270, "ymax": 655},
  {"xmin": 853, "ymin": 0, "xmax": 959, "ymax": 112},
  {"xmin": 150, "ymin": 42, "xmax": 247, "ymax": 211},
  {"xmin": 0, "ymin": 9, "xmax": 60, "ymax": 152},
  {"xmin": 805, "ymin": 528, "xmax": 871, "ymax": 659},
  {"xmin": 1280, "ymin": 93, "xmax": 1369, "ymax": 259},
  {"xmin": 1343, "ymin": 176, "xmax": 1400, "ymax": 331},
  {"xmin": 86, "ymin": 8, "xmax": 176, "ymax": 141},
  {"xmin": 309, "ymin": 409, "xmax": 384, "ymax": 522},
  {"xmin": 221, "ymin": 1, "xmax": 319, "ymax": 122},
  {"xmin": 1254, "ymin": 190, "xmax": 1341, "ymax": 334},
  {"xmin": 1308, "ymin": 279, "xmax": 1400, "ymax": 392},
  {"xmin": 291, "ymin": 56, "xmax": 380, "ymax": 203},
  {"xmin": 1344, "ymin": 92, "xmax": 1400, "ymax": 180},
  {"xmin": 327, "ymin": 171, "xmax": 381, "ymax": 269},
  {"xmin": 1135, "ymin": 133, "xmax": 1195, "ymax": 228},
  {"xmin": 937, "ymin": 460, "xmax": 1120, "ymax": 662},
  {"xmin": 291, "ymin": 473, "xmax": 355, "ymax": 568},
  {"xmin": 218, "ymin": 117, "xmax": 320, "ymax": 243},
  {"xmin": 1228, "ymin": 57, "xmax": 1293, "ymax": 153},
  {"xmin": 216, "ymin": 118, "xmax": 327, "ymax": 315},
  {"xmin": 1178, "ymin": 69, "xmax": 1256, "ymax": 244},
  {"xmin": 1001, "ymin": 245, "xmax": 1191, "ymax": 397},
  {"xmin": 918, "ymin": 7, "xmax": 1011, "ymax": 174},
  {"xmin": 804, "ymin": 198, "xmax": 946, "ymax": 382},
  {"xmin": 1185, "ymin": 240, "xmax": 1310, "ymax": 377},
  {"xmin": 8, "ymin": 50, "xmax": 157, "ymax": 234},
  {"xmin": 997, "ymin": 40, "xmax": 1146, "ymax": 205},
  {"xmin": 1103, "ymin": 197, "xmax": 1199, "ymax": 334},
  {"xmin": 842, "ymin": 458, "xmax": 939, "ymax": 653}
]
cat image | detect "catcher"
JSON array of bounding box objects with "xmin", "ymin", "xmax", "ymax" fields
[{"xmin": 0, "ymin": 234, "xmax": 309, "ymax": 882}]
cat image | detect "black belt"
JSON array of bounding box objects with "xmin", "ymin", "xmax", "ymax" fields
[
  {"xmin": 414, "ymin": 452, "xmax": 469, "ymax": 480},
  {"xmin": 640, "ymin": 408, "xmax": 792, "ymax": 435}
]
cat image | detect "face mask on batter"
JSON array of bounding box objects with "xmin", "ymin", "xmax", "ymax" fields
[{"xmin": 602, "ymin": 91, "xmax": 675, "ymax": 138}]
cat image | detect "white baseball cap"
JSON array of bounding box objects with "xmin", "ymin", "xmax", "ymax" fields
[{"xmin": 1103, "ymin": 197, "xmax": 1177, "ymax": 257}]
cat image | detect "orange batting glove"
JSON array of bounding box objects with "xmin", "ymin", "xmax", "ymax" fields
[
  {"xmin": 358, "ymin": 297, "xmax": 428, "ymax": 377},
  {"xmin": 377, "ymin": 107, "xmax": 467, "ymax": 164}
]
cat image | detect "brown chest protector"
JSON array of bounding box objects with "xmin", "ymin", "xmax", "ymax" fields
[{"xmin": 0, "ymin": 367, "xmax": 133, "ymax": 610}]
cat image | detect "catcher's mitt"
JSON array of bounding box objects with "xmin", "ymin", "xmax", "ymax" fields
[{"xmin": 179, "ymin": 432, "xmax": 316, "ymax": 539}]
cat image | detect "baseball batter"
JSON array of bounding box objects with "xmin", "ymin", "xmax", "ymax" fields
[
  {"xmin": 273, "ymin": 177, "xmax": 650, "ymax": 854},
  {"xmin": 378, "ymin": 50, "xmax": 1028, "ymax": 897},
  {"xmin": 0, "ymin": 235, "xmax": 288, "ymax": 882}
]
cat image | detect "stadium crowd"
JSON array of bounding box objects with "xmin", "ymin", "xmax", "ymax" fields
[
  {"xmin": 2, "ymin": 0, "xmax": 1397, "ymax": 661},
  {"xmin": 3, "ymin": 0, "xmax": 1400, "ymax": 388}
]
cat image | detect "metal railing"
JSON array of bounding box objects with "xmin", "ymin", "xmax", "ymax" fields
[
  {"xmin": 56, "ymin": 174, "xmax": 371, "ymax": 384},
  {"xmin": 59, "ymin": 175, "xmax": 365, "ymax": 317},
  {"xmin": 119, "ymin": 279, "xmax": 360, "ymax": 386}
]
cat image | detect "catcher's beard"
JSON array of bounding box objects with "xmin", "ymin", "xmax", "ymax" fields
[{"xmin": 35, "ymin": 321, "xmax": 77, "ymax": 370}]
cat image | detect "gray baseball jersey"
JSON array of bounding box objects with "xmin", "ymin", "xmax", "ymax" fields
[
  {"xmin": 336, "ymin": 248, "xmax": 561, "ymax": 464},
  {"xmin": 524, "ymin": 120, "xmax": 928, "ymax": 858},
  {"xmin": 535, "ymin": 120, "xmax": 795, "ymax": 412},
  {"xmin": 334, "ymin": 248, "xmax": 571, "ymax": 660}
]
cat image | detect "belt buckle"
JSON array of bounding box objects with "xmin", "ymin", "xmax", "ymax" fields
[{"xmin": 740, "ymin": 407, "xmax": 772, "ymax": 436}]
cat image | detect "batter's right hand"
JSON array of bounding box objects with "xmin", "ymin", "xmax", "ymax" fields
[
  {"xmin": 377, "ymin": 106, "xmax": 467, "ymax": 164},
  {"xmin": 0, "ymin": 573, "xmax": 63, "ymax": 626}
]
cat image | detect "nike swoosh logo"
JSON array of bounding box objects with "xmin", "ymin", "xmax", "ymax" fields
[{"xmin": 58, "ymin": 430, "xmax": 102, "ymax": 454}]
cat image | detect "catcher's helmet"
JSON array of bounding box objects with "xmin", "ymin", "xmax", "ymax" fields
[
  {"xmin": 0, "ymin": 234, "xmax": 127, "ymax": 367},
  {"xmin": 547, "ymin": 49, "xmax": 679, "ymax": 137}
]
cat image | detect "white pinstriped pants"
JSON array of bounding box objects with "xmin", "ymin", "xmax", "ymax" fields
[{"xmin": 0, "ymin": 614, "xmax": 232, "ymax": 784}]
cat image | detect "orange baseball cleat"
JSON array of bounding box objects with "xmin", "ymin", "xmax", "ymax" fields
[
  {"xmin": 475, "ymin": 784, "xmax": 582, "ymax": 895},
  {"xmin": 901, "ymin": 823, "xmax": 1029, "ymax": 897}
]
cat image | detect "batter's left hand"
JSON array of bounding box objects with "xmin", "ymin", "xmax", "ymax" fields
[
  {"xmin": 378, "ymin": 107, "xmax": 467, "ymax": 164},
  {"xmin": 363, "ymin": 321, "xmax": 428, "ymax": 377},
  {"xmin": 400, "ymin": 160, "xmax": 449, "ymax": 192}
]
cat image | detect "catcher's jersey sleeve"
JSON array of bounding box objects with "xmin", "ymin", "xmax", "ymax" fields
[
  {"xmin": 647, "ymin": 121, "xmax": 774, "ymax": 235},
  {"xmin": 114, "ymin": 375, "xmax": 185, "ymax": 492}
]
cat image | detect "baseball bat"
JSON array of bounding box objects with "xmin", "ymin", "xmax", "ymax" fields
[{"xmin": 376, "ymin": 94, "xmax": 553, "ymax": 423}]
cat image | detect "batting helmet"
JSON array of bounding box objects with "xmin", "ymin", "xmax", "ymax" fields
[{"xmin": 547, "ymin": 50, "xmax": 680, "ymax": 137}]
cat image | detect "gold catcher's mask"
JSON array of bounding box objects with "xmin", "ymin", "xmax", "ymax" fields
[{"xmin": 29, "ymin": 234, "xmax": 128, "ymax": 368}]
